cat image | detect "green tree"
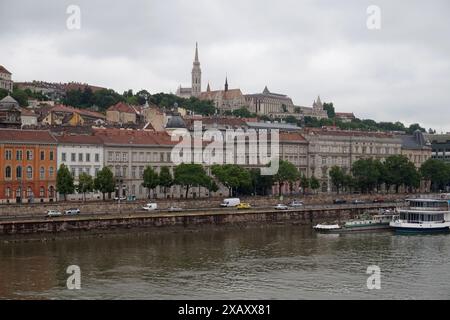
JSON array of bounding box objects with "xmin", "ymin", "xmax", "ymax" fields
[
  {"xmin": 77, "ymin": 173, "xmax": 94, "ymax": 202},
  {"xmin": 273, "ymin": 160, "xmax": 299, "ymax": 196},
  {"xmin": 249, "ymin": 168, "xmax": 274, "ymax": 196},
  {"xmin": 94, "ymin": 167, "xmax": 116, "ymax": 200},
  {"xmin": 351, "ymin": 158, "xmax": 381, "ymax": 193},
  {"xmin": 323, "ymin": 102, "xmax": 335, "ymax": 118},
  {"xmin": 420, "ymin": 159, "xmax": 450, "ymax": 192},
  {"xmin": 158, "ymin": 166, "xmax": 173, "ymax": 198},
  {"xmin": 211, "ymin": 164, "xmax": 252, "ymax": 197},
  {"xmin": 300, "ymin": 175, "xmax": 310, "ymax": 194},
  {"xmin": 310, "ymin": 176, "xmax": 320, "ymax": 193},
  {"xmin": 232, "ymin": 107, "xmax": 255, "ymax": 118},
  {"xmin": 384, "ymin": 155, "xmax": 417, "ymax": 193},
  {"xmin": 174, "ymin": 163, "xmax": 209, "ymax": 198},
  {"xmin": 56, "ymin": 164, "xmax": 75, "ymax": 201},
  {"xmin": 142, "ymin": 166, "xmax": 159, "ymax": 198},
  {"xmin": 329, "ymin": 166, "xmax": 346, "ymax": 194}
]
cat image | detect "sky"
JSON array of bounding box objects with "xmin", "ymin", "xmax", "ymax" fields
[{"xmin": 1, "ymin": 0, "xmax": 449, "ymax": 132}]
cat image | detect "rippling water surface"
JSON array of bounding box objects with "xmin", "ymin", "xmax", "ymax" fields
[{"xmin": 1, "ymin": 224, "xmax": 450, "ymax": 299}]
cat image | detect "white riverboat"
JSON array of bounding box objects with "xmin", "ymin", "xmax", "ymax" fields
[{"xmin": 390, "ymin": 198, "xmax": 450, "ymax": 234}]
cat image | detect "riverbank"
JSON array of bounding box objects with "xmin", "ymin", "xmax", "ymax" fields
[{"xmin": 0, "ymin": 203, "xmax": 396, "ymax": 240}]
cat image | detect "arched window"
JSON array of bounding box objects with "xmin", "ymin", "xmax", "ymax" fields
[
  {"xmin": 27, "ymin": 166, "xmax": 33, "ymax": 179},
  {"xmin": 5, "ymin": 166, "xmax": 11, "ymax": 179},
  {"xmin": 16, "ymin": 166, "xmax": 22, "ymax": 179},
  {"xmin": 5, "ymin": 187, "xmax": 11, "ymax": 198},
  {"xmin": 27, "ymin": 187, "xmax": 33, "ymax": 197},
  {"xmin": 49, "ymin": 167, "xmax": 54, "ymax": 178},
  {"xmin": 40, "ymin": 187, "xmax": 45, "ymax": 197},
  {"xmin": 40, "ymin": 167, "xmax": 45, "ymax": 180}
]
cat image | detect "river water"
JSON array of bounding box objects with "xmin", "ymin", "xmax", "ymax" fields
[{"xmin": 1, "ymin": 224, "xmax": 450, "ymax": 300}]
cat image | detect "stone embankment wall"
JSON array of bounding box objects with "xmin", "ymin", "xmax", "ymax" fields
[{"xmin": 0, "ymin": 193, "xmax": 413, "ymax": 218}]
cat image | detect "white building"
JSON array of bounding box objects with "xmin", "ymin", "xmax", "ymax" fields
[{"xmin": 54, "ymin": 134, "xmax": 104, "ymax": 200}]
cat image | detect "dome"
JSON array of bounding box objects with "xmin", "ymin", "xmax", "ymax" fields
[
  {"xmin": 0, "ymin": 95, "xmax": 20, "ymax": 110},
  {"xmin": 165, "ymin": 114, "xmax": 186, "ymax": 129}
]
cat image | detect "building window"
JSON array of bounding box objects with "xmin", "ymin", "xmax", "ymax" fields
[
  {"xmin": 26, "ymin": 150, "xmax": 33, "ymax": 160},
  {"xmin": 40, "ymin": 151, "xmax": 45, "ymax": 160},
  {"xmin": 6, "ymin": 187, "xmax": 11, "ymax": 198},
  {"xmin": 49, "ymin": 186, "xmax": 55, "ymax": 198},
  {"xmin": 5, "ymin": 150, "xmax": 12, "ymax": 160},
  {"xmin": 27, "ymin": 187, "xmax": 33, "ymax": 198},
  {"xmin": 95, "ymin": 153, "xmax": 100, "ymax": 162},
  {"xmin": 108, "ymin": 152, "xmax": 113, "ymax": 162},
  {"xmin": 40, "ymin": 187, "xmax": 45, "ymax": 197},
  {"xmin": 16, "ymin": 187, "xmax": 21, "ymax": 199},
  {"xmin": 40, "ymin": 167, "xmax": 45, "ymax": 179},
  {"xmin": 71, "ymin": 168, "xmax": 76, "ymax": 177},
  {"xmin": 86, "ymin": 153, "xmax": 90, "ymax": 162},
  {"xmin": 71, "ymin": 153, "xmax": 76, "ymax": 162},
  {"xmin": 86, "ymin": 168, "xmax": 91, "ymax": 176},
  {"xmin": 62, "ymin": 153, "xmax": 66, "ymax": 162},
  {"xmin": 122, "ymin": 153, "xmax": 128, "ymax": 162},
  {"xmin": 5, "ymin": 166, "xmax": 11, "ymax": 179},
  {"xmin": 78, "ymin": 153, "xmax": 83, "ymax": 162},
  {"xmin": 16, "ymin": 166, "xmax": 22, "ymax": 179},
  {"xmin": 49, "ymin": 167, "xmax": 54, "ymax": 178},
  {"xmin": 26, "ymin": 166, "xmax": 33, "ymax": 179},
  {"xmin": 49, "ymin": 151, "xmax": 54, "ymax": 161},
  {"xmin": 95, "ymin": 168, "xmax": 100, "ymax": 176},
  {"xmin": 16, "ymin": 150, "xmax": 23, "ymax": 160}
]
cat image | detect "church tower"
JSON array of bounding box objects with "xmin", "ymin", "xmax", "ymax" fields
[{"xmin": 191, "ymin": 42, "xmax": 202, "ymax": 97}]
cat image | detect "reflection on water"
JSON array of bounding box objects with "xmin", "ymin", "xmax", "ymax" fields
[{"xmin": 1, "ymin": 224, "xmax": 450, "ymax": 299}]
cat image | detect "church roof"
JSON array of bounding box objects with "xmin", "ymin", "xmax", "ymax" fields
[
  {"xmin": 199, "ymin": 88, "xmax": 244, "ymax": 100},
  {"xmin": 166, "ymin": 114, "xmax": 186, "ymax": 129}
]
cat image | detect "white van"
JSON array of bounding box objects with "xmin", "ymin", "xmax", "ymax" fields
[
  {"xmin": 142, "ymin": 203, "xmax": 158, "ymax": 211},
  {"xmin": 220, "ymin": 198, "xmax": 241, "ymax": 207}
]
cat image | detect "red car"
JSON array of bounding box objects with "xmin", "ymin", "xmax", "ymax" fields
[{"xmin": 373, "ymin": 198, "xmax": 385, "ymax": 203}]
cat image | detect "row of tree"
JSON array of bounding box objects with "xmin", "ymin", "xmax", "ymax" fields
[
  {"xmin": 55, "ymin": 160, "xmax": 324, "ymax": 201},
  {"xmin": 329, "ymin": 156, "xmax": 450, "ymax": 194}
]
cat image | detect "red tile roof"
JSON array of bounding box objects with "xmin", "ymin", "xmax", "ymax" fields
[
  {"xmin": 93, "ymin": 128, "xmax": 176, "ymax": 146},
  {"xmin": 51, "ymin": 104, "xmax": 106, "ymax": 119},
  {"xmin": 0, "ymin": 129, "xmax": 57, "ymax": 144},
  {"xmin": 107, "ymin": 102, "xmax": 139, "ymax": 114},
  {"xmin": 54, "ymin": 134, "xmax": 104, "ymax": 145},
  {"xmin": 279, "ymin": 132, "xmax": 307, "ymax": 142}
]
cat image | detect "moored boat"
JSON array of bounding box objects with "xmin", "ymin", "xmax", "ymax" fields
[
  {"xmin": 390, "ymin": 198, "xmax": 450, "ymax": 234},
  {"xmin": 313, "ymin": 210, "xmax": 395, "ymax": 233}
]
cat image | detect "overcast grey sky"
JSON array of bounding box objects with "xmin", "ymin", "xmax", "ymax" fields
[{"xmin": 1, "ymin": 0, "xmax": 449, "ymax": 132}]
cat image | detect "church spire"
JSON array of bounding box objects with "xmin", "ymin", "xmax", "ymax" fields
[
  {"xmin": 207, "ymin": 82, "xmax": 211, "ymax": 92},
  {"xmin": 224, "ymin": 76, "xmax": 228, "ymax": 92},
  {"xmin": 191, "ymin": 42, "xmax": 201, "ymax": 97},
  {"xmin": 194, "ymin": 42, "xmax": 199, "ymax": 63}
]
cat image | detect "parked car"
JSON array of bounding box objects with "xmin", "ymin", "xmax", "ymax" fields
[
  {"xmin": 352, "ymin": 199, "xmax": 365, "ymax": 204},
  {"xmin": 289, "ymin": 200, "xmax": 304, "ymax": 207},
  {"xmin": 236, "ymin": 203, "xmax": 251, "ymax": 210},
  {"xmin": 114, "ymin": 196, "xmax": 127, "ymax": 201},
  {"xmin": 46, "ymin": 210, "xmax": 62, "ymax": 217},
  {"xmin": 274, "ymin": 204, "xmax": 289, "ymax": 210},
  {"xmin": 65, "ymin": 208, "xmax": 80, "ymax": 215},
  {"xmin": 333, "ymin": 199, "xmax": 347, "ymax": 204},
  {"xmin": 142, "ymin": 203, "xmax": 158, "ymax": 211},
  {"xmin": 373, "ymin": 198, "xmax": 385, "ymax": 203},
  {"xmin": 220, "ymin": 198, "xmax": 241, "ymax": 207},
  {"xmin": 168, "ymin": 206, "xmax": 183, "ymax": 212}
]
